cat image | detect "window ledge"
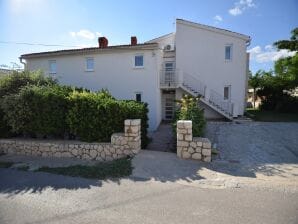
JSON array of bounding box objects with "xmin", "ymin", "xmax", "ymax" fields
[
  {"xmin": 85, "ymin": 69, "xmax": 94, "ymax": 72},
  {"xmin": 133, "ymin": 66, "xmax": 144, "ymax": 69}
]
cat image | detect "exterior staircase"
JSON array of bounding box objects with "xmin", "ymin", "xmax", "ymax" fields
[{"xmin": 160, "ymin": 70, "xmax": 234, "ymax": 120}]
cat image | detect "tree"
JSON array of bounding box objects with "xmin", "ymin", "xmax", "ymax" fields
[{"xmin": 274, "ymin": 28, "xmax": 298, "ymax": 51}]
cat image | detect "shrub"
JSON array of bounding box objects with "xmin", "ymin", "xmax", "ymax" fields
[
  {"xmin": 0, "ymin": 70, "xmax": 57, "ymax": 98},
  {"xmin": 0, "ymin": 70, "xmax": 57, "ymax": 137},
  {"xmin": 66, "ymin": 91, "xmax": 149, "ymax": 148},
  {"xmin": 1, "ymin": 85, "xmax": 70, "ymax": 137},
  {"xmin": 173, "ymin": 95, "xmax": 206, "ymax": 137}
]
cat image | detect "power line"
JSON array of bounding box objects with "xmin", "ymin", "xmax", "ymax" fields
[{"xmin": 0, "ymin": 40, "xmax": 79, "ymax": 48}]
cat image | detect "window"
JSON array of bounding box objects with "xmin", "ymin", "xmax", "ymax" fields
[
  {"xmin": 225, "ymin": 45, "xmax": 232, "ymax": 60},
  {"xmin": 86, "ymin": 57, "xmax": 94, "ymax": 71},
  {"xmin": 134, "ymin": 55, "xmax": 144, "ymax": 67},
  {"xmin": 49, "ymin": 60, "xmax": 56, "ymax": 74},
  {"xmin": 135, "ymin": 93, "xmax": 142, "ymax": 102},
  {"xmin": 224, "ymin": 86, "xmax": 231, "ymax": 100}
]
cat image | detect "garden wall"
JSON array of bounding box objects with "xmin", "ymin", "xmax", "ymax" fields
[
  {"xmin": 177, "ymin": 120, "xmax": 212, "ymax": 162},
  {"xmin": 0, "ymin": 119, "xmax": 141, "ymax": 161}
]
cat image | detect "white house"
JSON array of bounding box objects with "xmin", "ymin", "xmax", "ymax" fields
[{"xmin": 20, "ymin": 19, "xmax": 251, "ymax": 131}]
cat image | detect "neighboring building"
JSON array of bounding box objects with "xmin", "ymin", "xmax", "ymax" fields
[
  {"xmin": 247, "ymin": 88, "xmax": 261, "ymax": 108},
  {"xmin": 20, "ymin": 19, "xmax": 251, "ymax": 131},
  {"xmin": 0, "ymin": 68, "xmax": 13, "ymax": 76}
]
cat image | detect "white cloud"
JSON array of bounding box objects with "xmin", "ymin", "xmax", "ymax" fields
[
  {"xmin": 213, "ymin": 15, "xmax": 223, "ymax": 22},
  {"xmin": 69, "ymin": 29, "xmax": 102, "ymax": 40},
  {"xmin": 248, "ymin": 45, "xmax": 297, "ymax": 63},
  {"xmin": 229, "ymin": 0, "xmax": 255, "ymax": 16},
  {"xmin": 229, "ymin": 7, "xmax": 242, "ymax": 16}
]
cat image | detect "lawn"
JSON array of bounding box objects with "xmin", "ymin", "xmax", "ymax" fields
[
  {"xmin": 246, "ymin": 109, "xmax": 298, "ymax": 122},
  {"xmin": 36, "ymin": 157, "xmax": 133, "ymax": 179}
]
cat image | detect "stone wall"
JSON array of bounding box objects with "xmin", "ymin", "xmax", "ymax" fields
[
  {"xmin": 0, "ymin": 119, "xmax": 141, "ymax": 161},
  {"xmin": 177, "ymin": 120, "xmax": 212, "ymax": 162}
]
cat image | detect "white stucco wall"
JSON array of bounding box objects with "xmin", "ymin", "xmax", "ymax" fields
[
  {"xmin": 25, "ymin": 49, "xmax": 161, "ymax": 131},
  {"xmin": 175, "ymin": 20, "xmax": 250, "ymax": 116}
]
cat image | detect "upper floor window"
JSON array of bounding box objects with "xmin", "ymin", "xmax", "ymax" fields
[
  {"xmin": 225, "ymin": 45, "xmax": 232, "ymax": 60},
  {"xmin": 86, "ymin": 57, "xmax": 94, "ymax": 71},
  {"xmin": 49, "ymin": 60, "xmax": 56, "ymax": 74},
  {"xmin": 134, "ymin": 55, "xmax": 144, "ymax": 67}
]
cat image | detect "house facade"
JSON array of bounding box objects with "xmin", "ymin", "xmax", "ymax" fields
[{"xmin": 20, "ymin": 19, "xmax": 251, "ymax": 131}]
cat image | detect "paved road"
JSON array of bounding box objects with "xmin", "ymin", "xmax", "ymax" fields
[
  {"xmin": 0, "ymin": 169, "xmax": 297, "ymax": 224},
  {"xmin": 1, "ymin": 121, "xmax": 298, "ymax": 224}
]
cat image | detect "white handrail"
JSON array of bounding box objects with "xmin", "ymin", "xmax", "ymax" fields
[
  {"xmin": 181, "ymin": 72, "xmax": 206, "ymax": 97},
  {"xmin": 209, "ymin": 89, "xmax": 233, "ymax": 116}
]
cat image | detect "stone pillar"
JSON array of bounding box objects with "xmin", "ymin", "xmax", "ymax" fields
[
  {"xmin": 176, "ymin": 120, "xmax": 212, "ymax": 162},
  {"xmin": 124, "ymin": 119, "xmax": 141, "ymax": 153},
  {"xmin": 177, "ymin": 120, "xmax": 192, "ymax": 159}
]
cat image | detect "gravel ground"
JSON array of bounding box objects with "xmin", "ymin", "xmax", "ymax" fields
[{"xmin": 204, "ymin": 121, "xmax": 298, "ymax": 187}]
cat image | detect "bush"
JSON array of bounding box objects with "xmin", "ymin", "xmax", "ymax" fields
[
  {"xmin": 0, "ymin": 70, "xmax": 57, "ymax": 137},
  {"xmin": 0, "ymin": 70, "xmax": 57, "ymax": 98},
  {"xmin": 67, "ymin": 91, "xmax": 149, "ymax": 148},
  {"xmin": 1, "ymin": 85, "xmax": 71, "ymax": 137},
  {"xmin": 0, "ymin": 71, "xmax": 149, "ymax": 148},
  {"xmin": 173, "ymin": 95, "xmax": 206, "ymax": 137}
]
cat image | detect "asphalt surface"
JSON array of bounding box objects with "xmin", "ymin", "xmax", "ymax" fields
[
  {"xmin": 0, "ymin": 169, "xmax": 297, "ymax": 224},
  {"xmin": 1, "ymin": 122, "xmax": 298, "ymax": 224}
]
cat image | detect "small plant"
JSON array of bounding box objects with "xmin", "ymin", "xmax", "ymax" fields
[{"xmin": 173, "ymin": 94, "xmax": 206, "ymax": 137}]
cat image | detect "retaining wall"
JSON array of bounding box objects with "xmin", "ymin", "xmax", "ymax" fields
[{"xmin": 0, "ymin": 119, "xmax": 141, "ymax": 161}]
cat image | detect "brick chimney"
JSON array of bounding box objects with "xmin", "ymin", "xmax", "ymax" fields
[
  {"xmin": 131, "ymin": 36, "xmax": 137, "ymax": 46},
  {"xmin": 98, "ymin": 37, "xmax": 108, "ymax": 48}
]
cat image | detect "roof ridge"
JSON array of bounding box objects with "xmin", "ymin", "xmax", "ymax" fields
[
  {"xmin": 21, "ymin": 43, "xmax": 158, "ymax": 58},
  {"xmin": 176, "ymin": 18, "xmax": 250, "ymax": 40}
]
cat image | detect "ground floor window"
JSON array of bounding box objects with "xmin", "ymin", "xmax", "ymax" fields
[
  {"xmin": 135, "ymin": 93, "xmax": 142, "ymax": 102},
  {"xmin": 224, "ymin": 85, "xmax": 231, "ymax": 100}
]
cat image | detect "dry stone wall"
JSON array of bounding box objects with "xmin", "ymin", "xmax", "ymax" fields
[
  {"xmin": 0, "ymin": 119, "xmax": 141, "ymax": 161},
  {"xmin": 177, "ymin": 120, "xmax": 212, "ymax": 162}
]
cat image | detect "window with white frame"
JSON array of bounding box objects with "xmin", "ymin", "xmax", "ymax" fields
[
  {"xmin": 225, "ymin": 45, "xmax": 232, "ymax": 60},
  {"xmin": 134, "ymin": 55, "xmax": 144, "ymax": 67},
  {"xmin": 49, "ymin": 60, "xmax": 56, "ymax": 74},
  {"xmin": 85, "ymin": 57, "xmax": 94, "ymax": 71}
]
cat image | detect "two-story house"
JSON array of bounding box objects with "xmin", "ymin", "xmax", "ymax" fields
[{"xmin": 20, "ymin": 19, "xmax": 251, "ymax": 131}]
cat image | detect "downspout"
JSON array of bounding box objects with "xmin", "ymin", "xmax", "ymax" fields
[{"xmin": 19, "ymin": 57, "xmax": 26, "ymax": 70}]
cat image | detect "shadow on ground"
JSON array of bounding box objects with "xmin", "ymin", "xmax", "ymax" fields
[{"xmin": 1, "ymin": 122, "xmax": 298, "ymax": 196}]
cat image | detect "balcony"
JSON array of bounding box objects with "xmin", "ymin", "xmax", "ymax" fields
[{"xmin": 159, "ymin": 69, "xmax": 206, "ymax": 97}]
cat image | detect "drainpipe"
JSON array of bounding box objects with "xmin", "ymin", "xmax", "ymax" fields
[{"xmin": 19, "ymin": 57, "xmax": 26, "ymax": 70}]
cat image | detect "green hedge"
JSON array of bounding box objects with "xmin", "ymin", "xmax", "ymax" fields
[
  {"xmin": 67, "ymin": 91, "xmax": 149, "ymax": 148},
  {"xmin": 1, "ymin": 85, "xmax": 70, "ymax": 137},
  {"xmin": 0, "ymin": 71, "xmax": 57, "ymax": 137},
  {"xmin": 0, "ymin": 74, "xmax": 149, "ymax": 148}
]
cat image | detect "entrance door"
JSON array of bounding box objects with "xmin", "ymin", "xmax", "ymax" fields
[
  {"xmin": 164, "ymin": 62, "xmax": 175, "ymax": 85},
  {"xmin": 163, "ymin": 92, "xmax": 175, "ymax": 120}
]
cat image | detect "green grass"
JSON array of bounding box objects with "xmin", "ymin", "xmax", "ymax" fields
[
  {"xmin": 36, "ymin": 157, "xmax": 133, "ymax": 179},
  {"xmin": 246, "ymin": 109, "xmax": 298, "ymax": 122},
  {"xmin": 0, "ymin": 161, "xmax": 14, "ymax": 168},
  {"xmin": 17, "ymin": 165, "xmax": 30, "ymax": 171}
]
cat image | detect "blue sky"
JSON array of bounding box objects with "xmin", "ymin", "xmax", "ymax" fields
[{"xmin": 0, "ymin": 0, "xmax": 297, "ymax": 73}]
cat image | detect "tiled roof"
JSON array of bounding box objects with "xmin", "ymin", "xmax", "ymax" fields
[{"xmin": 21, "ymin": 43, "xmax": 158, "ymax": 59}]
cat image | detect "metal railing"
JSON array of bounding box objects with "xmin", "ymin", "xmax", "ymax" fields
[
  {"xmin": 209, "ymin": 89, "xmax": 234, "ymax": 116},
  {"xmin": 181, "ymin": 72, "xmax": 206, "ymax": 97},
  {"xmin": 159, "ymin": 69, "xmax": 180, "ymax": 88}
]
